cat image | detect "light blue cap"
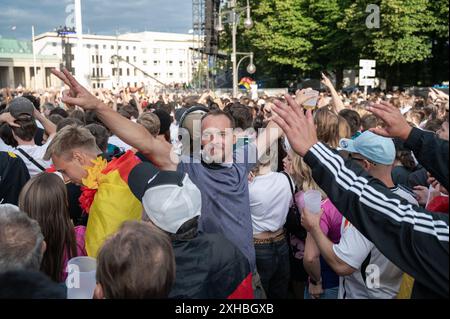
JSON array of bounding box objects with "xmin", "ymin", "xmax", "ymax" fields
[{"xmin": 339, "ymin": 131, "xmax": 396, "ymax": 165}]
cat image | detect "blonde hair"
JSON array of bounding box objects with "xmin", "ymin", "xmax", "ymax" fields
[
  {"xmin": 338, "ymin": 115, "xmax": 352, "ymax": 140},
  {"xmin": 288, "ymin": 150, "xmax": 327, "ymax": 198},
  {"xmin": 137, "ymin": 112, "xmax": 161, "ymax": 137},
  {"xmin": 314, "ymin": 107, "xmax": 341, "ymax": 148},
  {"xmin": 252, "ymin": 142, "xmax": 279, "ymax": 176},
  {"xmin": 44, "ymin": 125, "xmax": 101, "ymax": 160}
]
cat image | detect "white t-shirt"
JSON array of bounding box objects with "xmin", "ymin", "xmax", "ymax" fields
[
  {"xmin": 333, "ymin": 187, "xmax": 419, "ymax": 299},
  {"xmin": 0, "ymin": 138, "xmax": 14, "ymax": 153},
  {"xmin": 15, "ymin": 139, "xmax": 53, "ymax": 178},
  {"xmin": 108, "ymin": 135, "xmax": 133, "ymax": 152},
  {"xmin": 249, "ymin": 172, "xmax": 292, "ymax": 235}
]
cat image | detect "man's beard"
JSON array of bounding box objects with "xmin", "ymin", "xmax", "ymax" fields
[{"xmin": 201, "ymin": 144, "xmax": 226, "ymax": 164}]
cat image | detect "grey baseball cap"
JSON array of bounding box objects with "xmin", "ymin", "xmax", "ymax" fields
[{"xmin": 9, "ymin": 97, "xmax": 35, "ymax": 119}]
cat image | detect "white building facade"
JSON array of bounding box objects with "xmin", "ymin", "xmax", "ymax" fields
[
  {"xmin": 34, "ymin": 31, "xmax": 197, "ymax": 90},
  {"xmin": 0, "ymin": 38, "xmax": 60, "ymax": 90}
]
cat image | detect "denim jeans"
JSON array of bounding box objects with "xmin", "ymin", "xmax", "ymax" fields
[
  {"xmin": 254, "ymin": 238, "xmax": 290, "ymax": 299},
  {"xmin": 304, "ymin": 285, "xmax": 339, "ymax": 299}
]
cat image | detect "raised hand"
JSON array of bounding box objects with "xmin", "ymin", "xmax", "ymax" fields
[
  {"xmin": 368, "ymin": 101, "xmax": 412, "ymax": 141},
  {"xmin": 272, "ymin": 94, "xmax": 318, "ymax": 157},
  {"xmin": 0, "ymin": 112, "xmax": 20, "ymax": 128},
  {"xmin": 432, "ymin": 88, "xmax": 449, "ymax": 101},
  {"xmin": 294, "ymin": 89, "xmax": 316, "ymax": 108},
  {"xmin": 51, "ymin": 68, "xmax": 102, "ymax": 110},
  {"xmin": 321, "ymin": 72, "xmax": 333, "ymax": 89}
]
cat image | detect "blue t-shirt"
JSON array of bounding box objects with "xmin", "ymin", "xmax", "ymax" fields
[{"xmin": 178, "ymin": 143, "xmax": 257, "ymax": 271}]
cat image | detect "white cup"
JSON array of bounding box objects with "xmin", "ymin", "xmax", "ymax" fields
[
  {"xmin": 304, "ymin": 190, "xmax": 322, "ymax": 214},
  {"xmin": 66, "ymin": 256, "xmax": 97, "ymax": 299}
]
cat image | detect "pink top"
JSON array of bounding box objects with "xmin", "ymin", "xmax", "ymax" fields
[
  {"xmin": 319, "ymin": 199, "xmax": 342, "ymax": 244},
  {"xmin": 290, "ymin": 194, "xmax": 343, "ymax": 259},
  {"xmin": 295, "ymin": 193, "xmax": 342, "ymax": 242},
  {"xmin": 61, "ymin": 226, "xmax": 87, "ymax": 282}
]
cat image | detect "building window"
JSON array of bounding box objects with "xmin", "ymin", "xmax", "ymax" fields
[
  {"xmin": 103, "ymin": 45, "xmax": 107, "ymax": 49},
  {"xmin": 179, "ymin": 61, "xmax": 184, "ymax": 67},
  {"xmin": 100, "ymin": 56, "xmax": 103, "ymax": 63},
  {"xmin": 92, "ymin": 68, "xmax": 95, "ymax": 77},
  {"xmin": 87, "ymin": 44, "xmax": 91, "ymax": 49},
  {"xmin": 118, "ymin": 46, "xmax": 122, "ymax": 50},
  {"xmin": 134, "ymin": 82, "xmax": 137, "ymax": 87},
  {"xmin": 133, "ymin": 46, "xmax": 136, "ymax": 50},
  {"xmin": 143, "ymin": 60, "xmax": 147, "ymax": 66},
  {"xmin": 92, "ymin": 55, "xmax": 95, "ymax": 63},
  {"xmin": 168, "ymin": 73, "xmax": 174, "ymax": 79},
  {"xmin": 126, "ymin": 68, "xmax": 130, "ymax": 76},
  {"xmin": 52, "ymin": 42, "xmax": 57, "ymax": 47},
  {"xmin": 111, "ymin": 45, "xmax": 114, "ymax": 50},
  {"xmin": 180, "ymin": 73, "xmax": 185, "ymax": 78},
  {"xmin": 96, "ymin": 55, "xmax": 99, "ymax": 63},
  {"xmin": 101, "ymin": 68, "xmax": 104, "ymax": 77},
  {"xmin": 153, "ymin": 61, "xmax": 160, "ymax": 66},
  {"xmin": 93, "ymin": 83, "xmax": 96, "ymax": 89},
  {"xmin": 154, "ymin": 73, "xmax": 160, "ymax": 78},
  {"xmin": 133, "ymin": 56, "xmax": 137, "ymax": 63},
  {"xmin": 119, "ymin": 69, "xmax": 123, "ymax": 76},
  {"xmin": 134, "ymin": 69, "xmax": 137, "ymax": 76},
  {"xmin": 95, "ymin": 44, "xmax": 98, "ymax": 49},
  {"xmin": 153, "ymin": 48, "xmax": 160, "ymax": 54},
  {"xmin": 126, "ymin": 56, "xmax": 129, "ymax": 62},
  {"xmin": 126, "ymin": 46, "xmax": 129, "ymax": 50},
  {"xmin": 167, "ymin": 61, "xmax": 173, "ymax": 67}
]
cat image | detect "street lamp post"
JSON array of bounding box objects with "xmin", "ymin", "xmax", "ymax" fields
[{"xmin": 216, "ymin": 0, "xmax": 254, "ymax": 98}]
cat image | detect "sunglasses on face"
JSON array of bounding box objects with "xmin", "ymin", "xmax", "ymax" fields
[{"xmin": 349, "ymin": 154, "xmax": 377, "ymax": 166}]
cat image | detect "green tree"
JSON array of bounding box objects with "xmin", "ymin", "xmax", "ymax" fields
[
  {"xmin": 217, "ymin": 0, "xmax": 448, "ymax": 88},
  {"xmin": 302, "ymin": 0, "xmax": 356, "ymax": 87},
  {"xmin": 339, "ymin": 0, "xmax": 448, "ymax": 86},
  {"xmin": 219, "ymin": 0, "xmax": 319, "ymax": 86}
]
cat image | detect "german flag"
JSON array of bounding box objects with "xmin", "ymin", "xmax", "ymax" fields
[{"xmin": 81, "ymin": 151, "xmax": 143, "ymax": 257}]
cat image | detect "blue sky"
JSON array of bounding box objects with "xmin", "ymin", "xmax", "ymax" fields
[{"xmin": 0, "ymin": 0, "xmax": 193, "ymax": 40}]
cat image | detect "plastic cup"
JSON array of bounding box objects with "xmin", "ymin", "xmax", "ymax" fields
[
  {"xmin": 66, "ymin": 256, "xmax": 97, "ymax": 299},
  {"xmin": 304, "ymin": 190, "xmax": 322, "ymax": 214}
]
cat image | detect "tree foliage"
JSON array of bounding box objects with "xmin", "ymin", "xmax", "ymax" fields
[{"xmin": 219, "ymin": 0, "xmax": 449, "ymax": 87}]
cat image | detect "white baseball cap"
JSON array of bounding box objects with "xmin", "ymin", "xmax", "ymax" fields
[{"xmin": 128, "ymin": 162, "xmax": 201, "ymax": 234}]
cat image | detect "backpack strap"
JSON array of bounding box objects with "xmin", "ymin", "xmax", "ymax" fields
[{"xmin": 16, "ymin": 148, "xmax": 46, "ymax": 172}]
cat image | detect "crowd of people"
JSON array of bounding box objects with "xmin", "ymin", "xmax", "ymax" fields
[{"xmin": 0, "ymin": 69, "xmax": 448, "ymax": 299}]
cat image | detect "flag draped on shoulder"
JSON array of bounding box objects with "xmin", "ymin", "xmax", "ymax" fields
[{"xmin": 80, "ymin": 151, "xmax": 143, "ymax": 257}]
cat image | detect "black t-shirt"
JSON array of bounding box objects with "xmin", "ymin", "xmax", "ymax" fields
[
  {"xmin": 66, "ymin": 183, "xmax": 87, "ymax": 226},
  {"xmin": 0, "ymin": 151, "xmax": 30, "ymax": 205},
  {"xmin": 408, "ymin": 167, "xmax": 428, "ymax": 188},
  {"xmin": 392, "ymin": 166, "xmax": 414, "ymax": 186},
  {"xmin": 34, "ymin": 128, "xmax": 45, "ymax": 146}
]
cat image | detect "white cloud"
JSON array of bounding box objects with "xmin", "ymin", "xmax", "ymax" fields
[{"xmin": 0, "ymin": 0, "xmax": 192, "ymax": 40}]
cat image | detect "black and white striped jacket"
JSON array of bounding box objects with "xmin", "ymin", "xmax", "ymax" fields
[{"xmin": 303, "ymin": 136, "xmax": 449, "ymax": 299}]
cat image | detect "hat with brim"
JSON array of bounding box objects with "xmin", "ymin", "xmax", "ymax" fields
[
  {"xmin": 128, "ymin": 162, "xmax": 201, "ymax": 234},
  {"xmin": 9, "ymin": 97, "xmax": 35, "ymax": 120}
]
